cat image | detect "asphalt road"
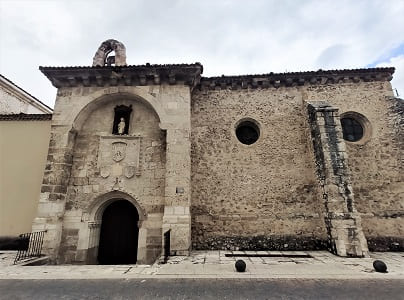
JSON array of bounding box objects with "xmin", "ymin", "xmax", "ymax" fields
[{"xmin": 0, "ymin": 279, "xmax": 403, "ymax": 300}]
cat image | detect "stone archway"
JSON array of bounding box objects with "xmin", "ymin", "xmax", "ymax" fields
[
  {"xmin": 85, "ymin": 191, "xmax": 147, "ymax": 264},
  {"xmin": 92, "ymin": 39, "xmax": 127, "ymax": 66}
]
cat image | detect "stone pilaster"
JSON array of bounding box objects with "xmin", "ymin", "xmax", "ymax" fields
[
  {"xmin": 162, "ymin": 128, "xmax": 191, "ymax": 255},
  {"xmin": 307, "ymin": 102, "xmax": 369, "ymax": 257},
  {"xmin": 31, "ymin": 125, "xmax": 76, "ymax": 262}
]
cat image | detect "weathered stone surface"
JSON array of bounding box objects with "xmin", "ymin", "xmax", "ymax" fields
[
  {"xmin": 304, "ymin": 83, "xmax": 403, "ymax": 251},
  {"xmin": 92, "ymin": 39, "xmax": 126, "ymax": 67},
  {"xmin": 33, "ymin": 83, "xmax": 194, "ymax": 264},
  {"xmin": 33, "ymin": 41, "xmax": 402, "ymax": 264},
  {"xmin": 307, "ymin": 102, "xmax": 369, "ymax": 257},
  {"xmin": 367, "ymin": 237, "xmax": 404, "ymax": 251},
  {"xmin": 191, "ymin": 87, "xmax": 328, "ymax": 249},
  {"xmin": 191, "ymin": 80, "xmax": 402, "ymax": 254},
  {"xmin": 194, "ymin": 236, "xmax": 328, "ymax": 251}
]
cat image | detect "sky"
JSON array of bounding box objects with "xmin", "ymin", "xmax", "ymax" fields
[{"xmin": 0, "ymin": 0, "xmax": 403, "ymax": 108}]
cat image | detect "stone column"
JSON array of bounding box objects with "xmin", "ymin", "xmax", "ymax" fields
[
  {"xmin": 162, "ymin": 128, "xmax": 191, "ymax": 255},
  {"xmin": 307, "ymin": 102, "xmax": 369, "ymax": 257},
  {"xmin": 31, "ymin": 125, "xmax": 76, "ymax": 263}
]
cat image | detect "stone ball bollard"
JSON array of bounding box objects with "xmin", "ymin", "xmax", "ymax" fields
[
  {"xmin": 235, "ymin": 259, "xmax": 246, "ymax": 272},
  {"xmin": 373, "ymin": 260, "xmax": 388, "ymax": 273}
]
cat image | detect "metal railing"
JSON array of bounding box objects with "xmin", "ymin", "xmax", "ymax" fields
[
  {"xmin": 163, "ymin": 229, "xmax": 171, "ymax": 264},
  {"xmin": 14, "ymin": 230, "xmax": 47, "ymax": 264}
]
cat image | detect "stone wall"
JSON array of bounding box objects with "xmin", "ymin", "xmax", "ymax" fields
[
  {"xmin": 58, "ymin": 98, "xmax": 166, "ymax": 263},
  {"xmin": 33, "ymin": 83, "xmax": 194, "ymax": 264},
  {"xmin": 34, "ymin": 61, "xmax": 402, "ymax": 263},
  {"xmin": 304, "ymin": 82, "xmax": 404, "ymax": 251},
  {"xmin": 191, "ymin": 87, "xmax": 328, "ymax": 250},
  {"xmin": 191, "ymin": 79, "xmax": 403, "ymax": 252}
]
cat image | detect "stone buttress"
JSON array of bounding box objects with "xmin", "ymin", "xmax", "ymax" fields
[{"xmin": 307, "ymin": 102, "xmax": 369, "ymax": 257}]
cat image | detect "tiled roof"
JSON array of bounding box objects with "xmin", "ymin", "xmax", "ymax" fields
[
  {"xmin": 203, "ymin": 67, "xmax": 395, "ymax": 79},
  {"xmin": 199, "ymin": 67, "xmax": 395, "ymax": 89},
  {"xmin": 39, "ymin": 63, "xmax": 203, "ymax": 70},
  {"xmin": 39, "ymin": 64, "xmax": 395, "ymax": 89},
  {"xmin": 0, "ymin": 113, "xmax": 52, "ymax": 121},
  {"xmin": 39, "ymin": 63, "xmax": 203, "ymax": 88}
]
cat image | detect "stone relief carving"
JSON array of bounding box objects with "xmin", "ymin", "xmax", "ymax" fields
[
  {"xmin": 124, "ymin": 166, "xmax": 136, "ymax": 179},
  {"xmin": 92, "ymin": 39, "xmax": 127, "ymax": 67},
  {"xmin": 112, "ymin": 177, "xmax": 123, "ymax": 190},
  {"xmin": 100, "ymin": 166, "xmax": 110, "ymax": 178},
  {"xmin": 112, "ymin": 142, "xmax": 126, "ymax": 162},
  {"xmin": 97, "ymin": 136, "xmax": 142, "ymax": 185}
]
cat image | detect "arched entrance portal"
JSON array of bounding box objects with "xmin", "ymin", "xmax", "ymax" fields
[{"xmin": 98, "ymin": 200, "xmax": 139, "ymax": 264}]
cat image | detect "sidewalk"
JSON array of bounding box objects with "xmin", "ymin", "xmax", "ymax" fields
[{"xmin": 1, "ymin": 250, "xmax": 403, "ymax": 280}]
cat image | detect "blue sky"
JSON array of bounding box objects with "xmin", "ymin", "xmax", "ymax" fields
[
  {"xmin": 367, "ymin": 43, "xmax": 404, "ymax": 67},
  {"xmin": 1, "ymin": 0, "xmax": 403, "ymax": 106}
]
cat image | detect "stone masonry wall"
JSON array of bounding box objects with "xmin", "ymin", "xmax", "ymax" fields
[
  {"xmin": 59, "ymin": 99, "xmax": 166, "ymax": 263},
  {"xmin": 304, "ymin": 82, "xmax": 404, "ymax": 251},
  {"xmin": 191, "ymin": 87, "xmax": 328, "ymax": 251},
  {"xmin": 34, "ymin": 83, "xmax": 193, "ymax": 264}
]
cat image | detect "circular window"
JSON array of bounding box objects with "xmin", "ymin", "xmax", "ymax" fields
[
  {"xmin": 340, "ymin": 112, "xmax": 371, "ymax": 144},
  {"xmin": 235, "ymin": 120, "xmax": 260, "ymax": 145}
]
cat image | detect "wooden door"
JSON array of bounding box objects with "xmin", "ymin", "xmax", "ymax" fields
[{"xmin": 98, "ymin": 200, "xmax": 139, "ymax": 264}]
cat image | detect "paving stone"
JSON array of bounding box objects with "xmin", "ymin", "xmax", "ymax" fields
[{"xmin": 1, "ymin": 251, "xmax": 403, "ymax": 279}]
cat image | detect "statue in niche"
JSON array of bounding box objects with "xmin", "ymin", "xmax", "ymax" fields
[
  {"xmin": 112, "ymin": 105, "xmax": 132, "ymax": 135},
  {"xmin": 118, "ymin": 117, "xmax": 126, "ymax": 135}
]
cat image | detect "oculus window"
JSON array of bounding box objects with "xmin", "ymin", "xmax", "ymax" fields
[
  {"xmin": 340, "ymin": 111, "xmax": 371, "ymax": 144},
  {"xmin": 235, "ymin": 119, "xmax": 260, "ymax": 145}
]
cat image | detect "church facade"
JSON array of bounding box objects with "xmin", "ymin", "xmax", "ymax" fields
[{"xmin": 34, "ymin": 40, "xmax": 403, "ymax": 264}]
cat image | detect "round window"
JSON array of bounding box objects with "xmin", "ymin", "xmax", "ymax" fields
[
  {"xmin": 340, "ymin": 112, "xmax": 371, "ymax": 144},
  {"xmin": 236, "ymin": 120, "xmax": 260, "ymax": 145}
]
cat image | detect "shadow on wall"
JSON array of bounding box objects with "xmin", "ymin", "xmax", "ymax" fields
[{"xmin": 0, "ymin": 236, "xmax": 29, "ymax": 250}]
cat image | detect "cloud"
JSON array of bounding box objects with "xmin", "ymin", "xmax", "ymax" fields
[
  {"xmin": 0, "ymin": 0, "xmax": 404, "ymax": 106},
  {"xmin": 316, "ymin": 44, "xmax": 350, "ymax": 68},
  {"xmin": 376, "ymin": 55, "xmax": 404, "ymax": 97}
]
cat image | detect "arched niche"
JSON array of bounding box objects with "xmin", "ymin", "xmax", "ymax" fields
[{"xmin": 72, "ymin": 92, "xmax": 164, "ymax": 133}]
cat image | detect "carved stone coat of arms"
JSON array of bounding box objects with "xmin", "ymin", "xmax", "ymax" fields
[
  {"xmin": 97, "ymin": 136, "xmax": 142, "ymax": 179},
  {"xmin": 112, "ymin": 142, "xmax": 126, "ymax": 162}
]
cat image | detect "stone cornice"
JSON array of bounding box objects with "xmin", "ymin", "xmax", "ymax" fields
[
  {"xmin": 40, "ymin": 65, "xmax": 395, "ymax": 91},
  {"xmin": 39, "ymin": 63, "xmax": 203, "ymax": 89},
  {"xmin": 199, "ymin": 67, "xmax": 395, "ymax": 90}
]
